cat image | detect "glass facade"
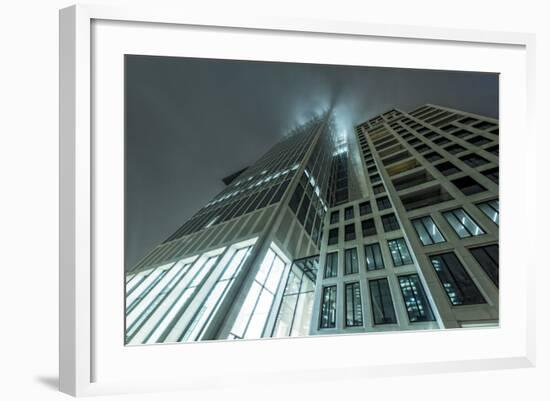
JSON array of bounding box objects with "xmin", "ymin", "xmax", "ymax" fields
[{"xmin": 229, "ymin": 247, "xmax": 287, "ymax": 339}]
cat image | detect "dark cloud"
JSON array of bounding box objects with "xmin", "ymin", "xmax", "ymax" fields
[{"xmin": 125, "ymin": 55, "xmax": 498, "ymax": 269}]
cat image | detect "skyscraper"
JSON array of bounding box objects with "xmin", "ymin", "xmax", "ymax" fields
[{"xmin": 125, "ymin": 104, "xmax": 499, "ymax": 345}]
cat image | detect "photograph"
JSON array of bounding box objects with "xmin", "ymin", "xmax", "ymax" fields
[{"xmin": 124, "ymin": 55, "xmax": 499, "ymax": 345}]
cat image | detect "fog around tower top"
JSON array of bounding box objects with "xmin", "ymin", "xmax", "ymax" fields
[{"xmin": 125, "ymin": 55, "xmax": 498, "ymax": 269}]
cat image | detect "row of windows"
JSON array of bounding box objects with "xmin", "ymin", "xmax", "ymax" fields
[
  {"xmin": 327, "ymin": 213, "xmax": 401, "ymax": 245},
  {"xmin": 414, "ymin": 201, "xmax": 498, "ymax": 244},
  {"xmin": 329, "ymin": 201, "xmax": 374, "ymax": 225},
  {"xmin": 322, "ymin": 243, "xmax": 498, "ymax": 328},
  {"xmin": 320, "ymin": 273, "xmax": 435, "ymax": 328},
  {"xmin": 324, "ymin": 238, "xmax": 413, "ymax": 278},
  {"xmin": 326, "ymin": 200, "xmax": 498, "ymax": 249}
]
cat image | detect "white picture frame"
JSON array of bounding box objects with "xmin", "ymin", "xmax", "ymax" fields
[{"xmin": 59, "ymin": 4, "xmax": 536, "ymax": 397}]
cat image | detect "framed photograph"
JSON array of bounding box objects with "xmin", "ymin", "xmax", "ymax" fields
[{"xmin": 59, "ymin": 4, "xmax": 536, "ymax": 397}]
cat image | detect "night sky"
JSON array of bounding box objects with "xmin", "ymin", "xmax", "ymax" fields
[{"xmin": 125, "ymin": 55, "xmax": 498, "ymax": 270}]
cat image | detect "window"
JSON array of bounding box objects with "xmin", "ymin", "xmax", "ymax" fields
[
  {"xmin": 319, "ymin": 286, "xmax": 337, "ymax": 329},
  {"xmin": 381, "ymin": 213, "xmax": 400, "ymax": 232},
  {"xmin": 400, "ymin": 185, "xmax": 453, "ymax": 211},
  {"xmin": 330, "ymin": 211, "xmax": 339, "ymax": 224},
  {"xmin": 324, "ymin": 252, "xmax": 338, "ymax": 278},
  {"xmin": 470, "ymin": 244, "xmax": 499, "ymax": 287},
  {"xmin": 345, "ymin": 282, "xmax": 363, "ymax": 327},
  {"xmin": 452, "ymin": 129, "xmax": 473, "ymax": 138},
  {"xmin": 430, "ymin": 253, "xmax": 486, "ymax": 305},
  {"xmin": 344, "ymin": 224, "xmax": 356, "ymax": 241},
  {"xmin": 376, "ymin": 196, "xmax": 392, "ymax": 211},
  {"xmin": 288, "ymin": 184, "xmax": 304, "ymax": 212},
  {"xmin": 328, "ymin": 228, "xmax": 339, "ymax": 245},
  {"xmin": 485, "ymin": 144, "xmax": 499, "ymax": 156},
  {"xmin": 451, "ymin": 176, "xmax": 486, "ymax": 195},
  {"xmin": 398, "ymin": 274, "xmax": 435, "ymax": 322},
  {"xmin": 433, "ymin": 137, "xmax": 451, "ymax": 146},
  {"xmin": 387, "ymin": 238, "xmax": 413, "ymax": 266},
  {"xmin": 434, "ymin": 161, "xmax": 460, "ymax": 176},
  {"xmin": 414, "ymin": 144, "xmax": 431, "ymax": 153},
  {"xmin": 443, "ymin": 208, "xmax": 485, "ymax": 238},
  {"xmin": 359, "ymin": 201, "xmax": 372, "ymax": 215},
  {"xmin": 344, "ymin": 248, "xmax": 359, "ymax": 275},
  {"xmin": 180, "ymin": 246, "xmax": 253, "ymax": 342},
  {"xmin": 412, "ymin": 216, "xmax": 446, "ymax": 245},
  {"xmin": 373, "ymin": 184, "xmax": 385, "ymax": 194},
  {"xmin": 460, "ymin": 153, "xmax": 490, "ymax": 167},
  {"xmin": 126, "ymin": 256, "xmax": 219, "ymax": 345},
  {"xmin": 344, "ymin": 206, "xmax": 354, "ymax": 220},
  {"xmin": 392, "ymin": 169, "xmax": 434, "ymax": 191},
  {"xmin": 467, "ymin": 135, "xmax": 491, "ymax": 146},
  {"xmin": 369, "ymin": 278, "xmax": 397, "ymax": 324},
  {"xmin": 272, "ymin": 256, "xmax": 317, "ymax": 338},
  {"xmin": 424, "ymin": 151, "xmax": 443, "ymax": 162},
  {"xmin": 229, "ymin": 248, "xmax": 287, "ymax": 339},
  {"xmin": 370, "ymin": 174, "xmax": 381, "ymax": 183},
  {"xmin": 444, "ymin": 144, "xmax": 467, "ymax": 155},
  {"xmin": 481, "ymin": 167, "xmax": 499, "ymax": 183},
  {"xmin": 477, "ymin": 199, "xmax": 499, "ymax": 225},
  {"xmin": 364, "ymin": 243, "xmax": 385, "ymax": 271},
  {"xmin": 361, "ymin": 218, "xmax": 376, "ymax": 237}
]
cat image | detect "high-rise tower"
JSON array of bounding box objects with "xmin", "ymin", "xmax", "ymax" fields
[{"xmin": 126, "ymin": 104, "xmax": 499, "ymax": 344}]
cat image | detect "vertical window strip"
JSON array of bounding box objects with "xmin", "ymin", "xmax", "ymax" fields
[
  {"xmin": 443, "ymin": 209, "xmax": 485, "ymax": 238},
  {"xmin": 412, "ymin": 216, "xmax": 446, "ymax": 245},
  {"xmin": 369, "ymin": 278, "xmax": 397, "ymax": 324},
  {"xmin": 141, "ymin": 255, "xmax": 220, "ymax": 344},
  {"xmin": 344, "ymin": 248, "xmax": 359, "ymax": 275},
  {"xmin": 365, "ymin": 243, "xmax": 385, "ymax": 271},
  {"xmin": 319, "ymin": 285, "xmax": 337, "ymax": 329},
  {"xmin": 324, "ymin": 252, "xmax": 338, "ymax": 278},
  {"xmin": 126, "ymin": 260, "xmax": 196, "ymax": 342},
  {"xmin": 429, "ymin": 253, "xmax": 486, "ymax": 306},
  {"xmin": 478, "ymin": 200, "xmax": 499, "ymax": 226},
  {"xmin": 398, "ymin": 274, "xmax": 435, "ymax": 322},
  {"xmin": 180, "ymin": 246, "xmax": 253, "ymax": 342},
  {"xmin": 345, "ymin": 282, "xmax": 363, "ymax": 327},
  {"xmin": 387, "ymin": 238, "xmax": 413, "ymax": 266},
  {"xmin": 470, "ymin": 244, "xmax": 499, "ymax": 287},
  {"xmin": 229, "ymin": 248, "xmax": 287, "ymax": 339}
]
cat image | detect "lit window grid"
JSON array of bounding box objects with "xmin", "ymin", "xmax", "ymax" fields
[
  {"xmin": 228, "ymin": 247, "xmax": 287, "ymax": 339},
  {"xmin": 126, "ymin": 254, "xmax": 220, "ymax": 344}
]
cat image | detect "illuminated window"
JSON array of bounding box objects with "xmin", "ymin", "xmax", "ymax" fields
[
  {"xmin": 345, "ymin": 282, "xmax": 363, "ymax": 327},
  {"xmin": 319, "ymin": 285, "xmax": 337, "ymax": 329},
  {"xmin": 398, "ymin": 274, "xmax": 435, "ymax": 322},
  {"xmin": 229, "ymin": 247, "xmax": 287, "ymax": 339},
  {"xmin": 477, "ymin": 199, "xmax": 499, "ymax": 225},
  {"xmin": 179, "ymin": 245, "xmax": 254, "ymax": 342},
  {"xmin": 272, "ymin": 256, "xmax": 318, "ymax": 337},
  {"xmin": 443, "ymin": 208, "xmax": 485, "ymax": 238},
  {"xmin": 430, "ymin": 252, "xmax": 485, "ymax": 306},
  {"xmin": 387, "ymin": 238, "xmax": 413, "ymax": 266},
  {"xmin": 412, "ymin": 216, "xmax": 446, "ymax": 245}
]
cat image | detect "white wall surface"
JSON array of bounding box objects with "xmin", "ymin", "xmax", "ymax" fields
[{"xmin": 0, "ymin": 0, "xmax": 548, "ymax": 400}]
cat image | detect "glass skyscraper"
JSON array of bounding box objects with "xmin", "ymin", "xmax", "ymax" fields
[{"xmin": 125, "ymin": 104, "xmax": 499, "ymax": 345}]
